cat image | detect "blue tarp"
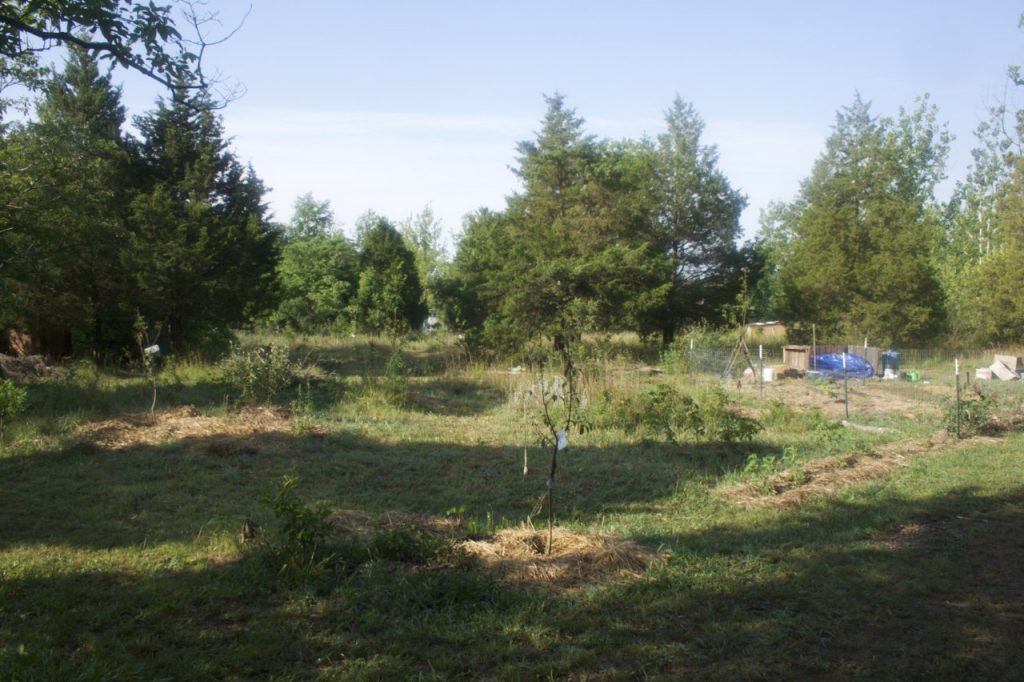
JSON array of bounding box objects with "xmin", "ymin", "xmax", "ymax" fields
[{"xmin": 812, "ymin": 352, "xmax": 875, "ymax": 379}]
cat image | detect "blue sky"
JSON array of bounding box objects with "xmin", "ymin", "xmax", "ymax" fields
[{"xmin": 120, "ymin": 1, "xmax": 1024, "ymax": 244}]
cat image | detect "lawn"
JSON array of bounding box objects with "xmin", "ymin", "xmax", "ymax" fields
[{"xmin": 1, "ymin": 335, "xmax": 1022, "ymax": 680}]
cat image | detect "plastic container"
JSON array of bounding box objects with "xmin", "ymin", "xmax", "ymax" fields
[{"xmin": 881, "ymin": 350, "xmax": 900, "ymax": 373}]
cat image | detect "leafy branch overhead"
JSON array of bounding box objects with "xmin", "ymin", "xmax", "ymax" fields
[{"xmin": 0, "ymin": 0, "xmax": 246, "ymax": 100}]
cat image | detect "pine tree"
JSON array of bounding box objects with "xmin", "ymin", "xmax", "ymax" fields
[
  {"xmin": 129, "ymin": 88, "xmax": 279, "ymax": 352},
  {"xmin": 777, "ymin": 94, "xmax": 949, "ymax": 345},
  {"xmin": 3, "ymin": 47, "xmax": 133, "ymax": 354}
]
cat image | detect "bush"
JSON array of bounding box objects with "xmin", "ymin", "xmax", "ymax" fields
[
  {"xmin": 944, "ymin": 390, "xmax": 991, "ymax": 437},
  {"xmin": 0, "ymin": 378, "xmax": 27, "ymax": 437},
  {"xmin": 221, "ymin": 344, "xmax": 296, "ymax": 404},
  {"xmin": 259, "ymin": 475, "xmax": 334, "ymax": 583},
  {"xmin": 598, "ymin": 383, "xmax": 762, "ymax": 445}
]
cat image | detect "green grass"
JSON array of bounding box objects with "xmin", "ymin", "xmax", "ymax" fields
[{"xmin": 2, "ymin": 334, "xmax": 1023, "ymax": 679}]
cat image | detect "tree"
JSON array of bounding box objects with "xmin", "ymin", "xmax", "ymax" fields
[
  {"xmin": 652, "ymin": 96, "xmax": 747, "ymax": 344},
  {"xmin": 495, "ymin": 95, "xmax": 671, "ymax": 345},
  {"xmin": 400, "ymin": 204, "xmax": 447, "ymax": 310},
  {"xmin": 286, "ymin": 192, "xmax": 336, "ymax": 241},
  {"xmin": 0, "ymin": 46, "xmax": 133, "ymax": 354},
  {"xmin": 776, "ymin": 94, "xmax": 949, "ymax": 345},
  {"xmin": 0, "ymin": 0, "xmax": 225, "ymax": 92},
  {"xmin": 128, "ymin": 87, "xmax": 279, "ymax": 351},
  {"xmin": 354, "ymin": 216, "xmax": 426, "ymax": 338},
  {"xmin": 274, "ymin": 234, "xmax": 359, "ymax": 332}
]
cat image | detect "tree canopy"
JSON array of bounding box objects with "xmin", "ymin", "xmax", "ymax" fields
[{"xmin": 0, "ymin": 0, "xmax": 219, "ymax": 93}]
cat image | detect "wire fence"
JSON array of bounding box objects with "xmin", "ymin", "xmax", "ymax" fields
[{"xmin": 668, "ymin": 341, "xmax": 1024, "ymax": 428}]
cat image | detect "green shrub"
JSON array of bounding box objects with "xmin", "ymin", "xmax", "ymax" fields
[
  {"xmin": 0, "ymin": 378, "xmax": 27, "ymax": 437},
  {"xmin": 697, "ymin": 387, "xmax": 763, "ymax": 443},
  {"xmin": 944, "ymin": 390, "xmax": 991, "ymax": 437},
  {"xmin": 259, "ymin": 475, "xmax": 334, "ymax": 583},
  {"xmin": 599, "ymin": 383, "xmax": 762, "ymax": 445},
  {"xmin": 221, "ymin": 344, "xmax": 296, "ymax": 404}
]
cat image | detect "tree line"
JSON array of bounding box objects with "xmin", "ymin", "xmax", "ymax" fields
[{"xmin": 2, "ymin": 3, "xmax": 1024, "ymax": 359}]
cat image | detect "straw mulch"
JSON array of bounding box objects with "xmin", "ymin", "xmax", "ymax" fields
[
  {"xmin": 73, "ymin": 405, "xmax": 301, "ymax": 451},
  {"xmin": 329, "ymin": 509, "xmax": 665, "ymax": 589},
  {"xmin": 719, "ymin": 429, "xmax": 970, "ymax": 509},
  {"xmin": 462, "ymin": 527, "xmax": 666, "ymax": 588}
]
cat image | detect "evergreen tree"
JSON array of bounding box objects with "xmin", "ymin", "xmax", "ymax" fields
[
  {"xmin": 129, "ymin": 87, "xmax": 279, "ymax": 352},
  {"xmin": 777, "ymin": 94, "xmax": 949, "ymax": 345},
  {"xmin": 1, "ymin": 47, "xmax": 133, "ymax": 354},
  {"xmin": 354, "ymin": 216, "xmax": 426, "ymax": 337},
  {"xmin": 652, "ymin": 96, "xmax": 747, "ymax": 344}
]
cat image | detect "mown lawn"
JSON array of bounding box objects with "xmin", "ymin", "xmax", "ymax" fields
[{"xmin": 1, "ymin": 336, "xmax": 1022, "ymax": 680}]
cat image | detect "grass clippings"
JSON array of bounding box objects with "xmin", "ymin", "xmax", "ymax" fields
[
  {"xmin": 462, "ymin": 527, "xmax": 666, "ymax": 588},
  {"xmin": 72, "ymin": 405, "xmax": 301, "ymax": 451},
  {"xmin": 720, "ymin": 429, "xmax": 965, "ymax": 508}
]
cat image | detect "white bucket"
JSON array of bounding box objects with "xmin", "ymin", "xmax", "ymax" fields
[{"xmin": 762, "ymin": 367, "xmax": 776, "ymax": 382}]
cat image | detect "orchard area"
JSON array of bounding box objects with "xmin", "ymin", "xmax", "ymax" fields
[{"xmin": 2, "ymin": 333, "xmax": 1023, "ymax": 679}]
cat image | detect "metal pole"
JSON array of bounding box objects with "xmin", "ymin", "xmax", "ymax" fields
[
  {"xmin": 812, "ymin": 324, "xmax": 817, "ymax": 372},
  {"xmin": 759, "ymin": 344, "xmax": 764, "ymax": 400},
  {"xmin": 843, "ymin": 346, "xmax": 849, "ymax": 420},
  {"xmin": 955, "ymin": 357, "xmax": 961, "ymax": 439}
]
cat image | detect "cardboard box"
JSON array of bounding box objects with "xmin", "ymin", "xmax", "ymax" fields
[
  {"xmin": 990, "ymin": 361, "xmax": 1019, "ymax": 381},
  {"xmin": 993, "ymin": 355, "xmax": 1022, "ymax": 372}
]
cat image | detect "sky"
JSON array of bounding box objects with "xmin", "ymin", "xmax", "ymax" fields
[{"xmin": 115, "ymin": 1, "xmax": 1024, "ymax": 245}]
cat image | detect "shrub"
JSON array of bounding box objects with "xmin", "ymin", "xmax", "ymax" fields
[
  {"xmin": 944, "ymin": 390, "xmax": 991, "ymax": 437},
  {"xmin": 696, "ymin": 387, "xmax": 763, "ymax": 443},
  {"xmin": 221, "ymin": 344, "xmax": 296, "ymax": 404},
  {"xmin": 0, "ymin": 378, "xmax": 27, "ymax": 437},
  {"xmin": 259, "ymin": 475, "xmax": 334, "ymax": 583}
]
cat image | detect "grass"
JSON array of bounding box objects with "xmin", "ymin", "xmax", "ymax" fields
[{"xmin": 1, "ymin": 333, "xmax": 1023, "ymax": 679}]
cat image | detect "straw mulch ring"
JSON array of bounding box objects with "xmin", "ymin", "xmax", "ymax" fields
[
  {"xmin": 329, "ymin": 510, "xmax": 665, "ymax": 589},
  {"xmin": 462, "ymin": 527, "xmax": 666, "ymax": 589},
  {"xmin": 73, "ymin": 405, "xmax": 302, "ymax": 452},
  {"xmin": 719, "ymin": 429, "xmax": 965, "ymax": 509}
]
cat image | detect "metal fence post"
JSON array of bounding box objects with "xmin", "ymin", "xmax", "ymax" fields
[{"xmin": 955, "ymin": 357, "xmax": 961, "ymax": 439}]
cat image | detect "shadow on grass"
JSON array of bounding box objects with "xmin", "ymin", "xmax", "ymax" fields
[
  {"xmin": 2, "ymin": 466, "xmax": 1022, "ymax": 678},
  {"xmin": 0, "ymin": 426, "xmax": 782, "ymax": 552}
]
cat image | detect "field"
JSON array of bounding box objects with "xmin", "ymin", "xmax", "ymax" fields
[{"xmin": 2, "ymin": 334, "xmax": 1023, "ymax": 680}]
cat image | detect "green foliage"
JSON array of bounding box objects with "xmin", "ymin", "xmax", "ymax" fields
[
  {"xmin": 597, "ymin": 383, "xmax": 762, "ymax": 445},
  {"xmin": 945, "ymin": 391, "xmax": 991, "ymax": 437},
  {"xmin": 284, "ymin": 192, "xmax": 335, "ymax": 241},
  {"xmin": 0, "ymin": 378, "xmax": 27, "ymax": 436},
  {"xmin": 257, "ymin": 476, "xmax": 465, "ymax": 589},
  {"xmin": 355, "ymin": 217, "xmax": 427, "ymax": 338},
  {"xmin": 221, "ymin": 344, "xmax": 296, "ymax": 404},
  {"xmin": 377, "ymin": 351, "xmax": 411, "ymax": 407},
  {"xmin": 652, "ymin": 96, "xmax": 748, "ymax": 344},
  {"xmin": 696, "ymin": 387, "xmax": 764, "ymax": 443},
  {"xmin": 772, "ymin": 94, "xmax": 949, "ymax": 345},
  {"xmin": 129, "ymin": 88, "xmax": 281, "ymax": 352},
  {"xmin": 273, "ymin": 234, "xmax": 358, "ymax": 332},
  {"xmin": 0, "ymin": 0, "xmax": 204, "ymax": 91},
  {"xmin": 259, "ymin": 475, "xmax": 334, "ymax": 583}
]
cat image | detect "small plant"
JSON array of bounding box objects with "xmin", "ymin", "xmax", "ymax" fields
[
  {"xmin": 259, "ymin": 475, "xmax": 334, "ymax": 583},
  {"xmin": 944, "ymin": 390, "xmax": 991, "ymax": 437},
  {"xmin": 379, "ymin": 350, "xmax": 410, "ymax": 406},
  {"xmin": 0, "ymin": 378, "xmax": 27, "ymax": 438},
  {"xmin": 290, "ymin": 381, "xmax": 315, "ymax": 433},
  {"xmin": 221, "ymin": 344, "xmax": 296, "ymax": 404},
  {"xmin": 133, "ymin": 313, "xmax": 162, "ymax": 414},
  {"xmin": 697, "ymin": 387, "xmax": 763, "ymax": 443}
]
